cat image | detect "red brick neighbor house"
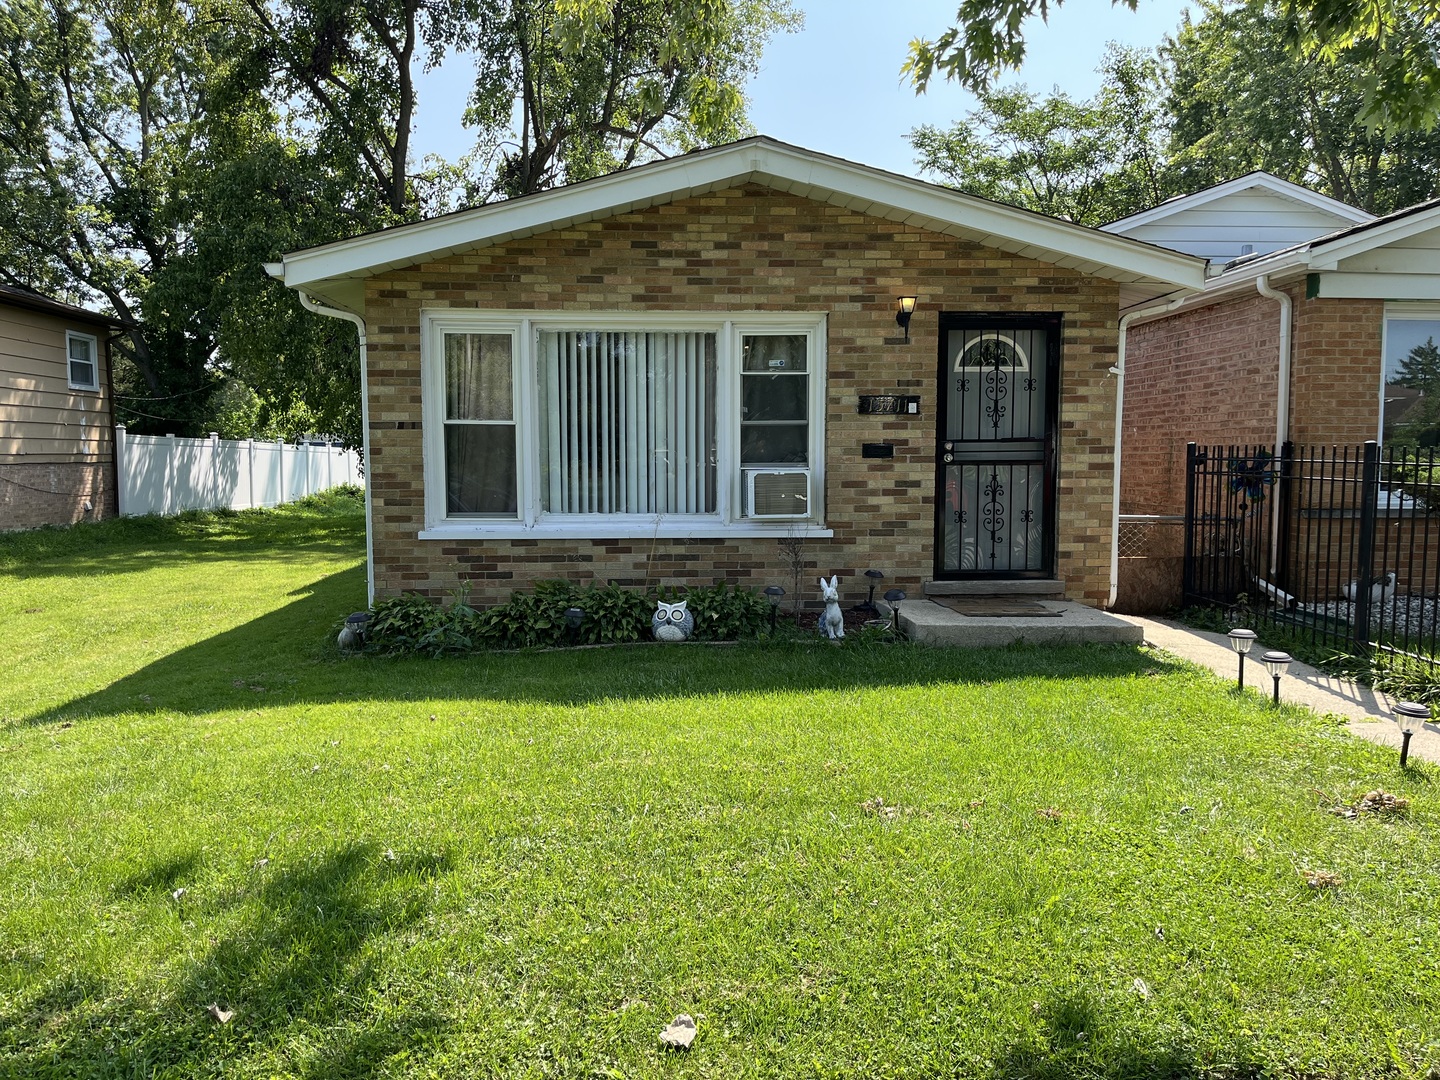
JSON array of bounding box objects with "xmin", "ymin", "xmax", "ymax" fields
[
  {"xmin": 268, "ymin": 137, "xmax": 1204, "ymax": 609},
  {"xmin": 0, "ymin": 284, "xmax": 122, "ymax": 530},
  {"xmin": 1104, "ymin": 174, "xmax": 1440, "ymax": 611}
]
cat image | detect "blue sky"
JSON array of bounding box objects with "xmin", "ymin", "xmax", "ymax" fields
[{"xmin": 411, "ymin": 0, "xmax": 1194, "ymax": 177}]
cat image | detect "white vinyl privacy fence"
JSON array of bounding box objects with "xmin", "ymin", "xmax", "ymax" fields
[{"xmin": 115, "ymin": 425, "xmax": 361, "ymax": 517}]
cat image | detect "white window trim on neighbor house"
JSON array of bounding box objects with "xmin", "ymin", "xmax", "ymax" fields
[
  {"xmin": 66, "ymin": 330, "xmax": 100, "ymax": 391},
  {"xmin": 418, "ymin": 309, "xmax": 832, "ymax": 540},
  {"xmin": 1379, "ymin": 301, "xmax": 1440, "ymax": 444}
]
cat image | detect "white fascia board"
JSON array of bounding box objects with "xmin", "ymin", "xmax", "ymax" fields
[
  {"xmin": 1120, "ymin": 256, "xmax": 1313, "ymax": 322},
  {"xmin": 1306, "ymin": 206, "xmax": 1440, "ymax": 270},
  {"xmin": 1102, "ymin": 172, "xmax": 1372, "ymax": 234},
  {"xmin": 277, "ymin": 138, "xmax": 1205, "ymax": 294},
  {"xmin": 1312, "ymin": 273, "xmax": 1440, "ymax": 300},
  {"xmin": 746, "ymin": 150, "xmax": 1205, "ymax": 289}
]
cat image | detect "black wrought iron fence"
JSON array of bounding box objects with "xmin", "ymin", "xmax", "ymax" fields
[{"xmin": 1184, "ymin": 441, "xmax": 1440, "ymax": 665}]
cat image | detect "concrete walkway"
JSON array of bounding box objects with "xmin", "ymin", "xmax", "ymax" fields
[{"xmin": 1114, "ymin": 614, "xmax": 1440, "ymax": 765}]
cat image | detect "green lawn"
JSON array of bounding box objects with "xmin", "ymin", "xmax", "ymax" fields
[{"xmin": 1, "ymin": 495, "xmax": 1437, "ymax": 1079}]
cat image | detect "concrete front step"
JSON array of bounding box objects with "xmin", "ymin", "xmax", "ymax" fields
[
  {"xmin": 923, "ymin": 579, "xmax": 1067, "ymax": 597},
  {"xmin": 895, "ymin": 598, "xmax": 1144, "ymax": 648}
]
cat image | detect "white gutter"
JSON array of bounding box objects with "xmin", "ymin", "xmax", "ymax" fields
[
  {"xmin": 1108, "ymin": 295, "xmax": 1189, "ymax": 609},
  {"xmin": 1255, "ymin": 274, "xmax": 1293, "ymax": 577},
  {"xmin": 293, "ymin": 287, "xmax": 376, "ymax": 607}
]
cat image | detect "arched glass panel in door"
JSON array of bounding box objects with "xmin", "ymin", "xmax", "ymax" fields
[{"xmin": 936, "ymin": 314, "xmax": 1059, "ymax": 578}]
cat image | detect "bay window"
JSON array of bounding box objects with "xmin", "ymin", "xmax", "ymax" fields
[{"xmin": 420, "ymin": 312, "xmax": 827, "ymax": 538}]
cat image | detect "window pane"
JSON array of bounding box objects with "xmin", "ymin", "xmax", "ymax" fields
[
  {"xmin": 742, "ymin": 423, "xmax": 808, "ymax": 464},
  {"xmin": 445, "ymin": 424, "xmax": 517, "ymax": 516},
  {"xmin": 69, "ymin": 359, "xmax": 95, "ymax": 387},
  {"xmin": 69, "ymin": 336, "xmax": 92, "ymax": 362},
  {"xmin": 742, "ymin": 334, "xmax": 806, "ymax": 372},
  {"xmin": 446, "ymin": 333, "xmax": 513, "ymax": 420},
  {"xmin": 742, "ymin": 374, "xmax": 807, "ymax": 422},
  {"xmin": 1384, "ymin": 318, "xmax": 1440, "ymax": 446},
  {"xmin": 538, "ymin": 330, "xmax": 716, "ymax": 514}
]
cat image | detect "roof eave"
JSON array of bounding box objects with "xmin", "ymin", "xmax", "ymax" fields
[{"xmin": 275, "ymin": 139, "xmax": 1205, "ymax": 298}]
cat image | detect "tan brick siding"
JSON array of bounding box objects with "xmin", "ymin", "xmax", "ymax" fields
[
  {"xmin": 0, "ymin": 460, "xmax": 116, "ymax": 530},
  {"xmin": 362, "ymin": 183, "xmax": 1123, "ymax": 607}
]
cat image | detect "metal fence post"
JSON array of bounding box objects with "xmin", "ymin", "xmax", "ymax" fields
[
  {"xmin": 1354, "ymin": 440, "xmax": 1381, "ymax": 655},
  {"xmin": 1183, "ymin": 442, "xmax": 1199, "ymax": 603}
]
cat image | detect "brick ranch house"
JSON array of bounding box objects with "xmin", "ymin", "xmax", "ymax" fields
[
  {"xmin": 267, "ymin": 137, "xmax": 1203, "ymax": 609},
  {"xmin": 1104, "ymin": 174, "xmax": 1440, "ymax": 611},
  {"xmin": 0, "ymin": 283, "xmax": 122, "ymax": 530}
]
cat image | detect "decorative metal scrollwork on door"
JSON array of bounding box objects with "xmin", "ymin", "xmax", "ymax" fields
[{"xmin": 938, "ymin": 320, "xmax": 1055, "ymax": 576}]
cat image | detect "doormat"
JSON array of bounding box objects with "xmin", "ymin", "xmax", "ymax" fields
[{"xmin": 931, "ymin": 596, "xmax": 1063, "ymax": 618}]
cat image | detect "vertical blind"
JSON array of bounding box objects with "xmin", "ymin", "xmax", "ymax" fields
[{"xmin": 538, "ymin": 330, "xmax": 717, "ymax": 514}]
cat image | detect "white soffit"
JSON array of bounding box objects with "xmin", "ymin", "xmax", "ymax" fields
[{"xmin": 273, "ymin": 137, "xmax": 1205, "ymax": 308}]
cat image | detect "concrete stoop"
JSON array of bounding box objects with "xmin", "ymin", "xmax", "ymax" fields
[{"xmin": 897, "ymin": 598, "xmax": 1145, "ymax": 648}]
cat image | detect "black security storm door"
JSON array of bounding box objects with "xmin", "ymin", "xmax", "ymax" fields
[{"xmin": 935, "ymin": 313, "xmax": 1059, "ymax": 579}]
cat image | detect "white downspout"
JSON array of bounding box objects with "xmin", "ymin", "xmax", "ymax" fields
[
  {"xmin": 1255, "ymin": 274, "xmax": 1292, "ymax": 578},
  {"xmin": 294, "ymin": 288, "xmax": 376, "ymax": 607},
  {"xmin": 1109, "ymin": 295, "xmax": 1189, "ymax": 609}
]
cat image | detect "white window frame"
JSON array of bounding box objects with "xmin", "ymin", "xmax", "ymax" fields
[
  {"xmin": 1379, "ymin": 302, "xmax": 1440, "ymax": 444},
  {"xmin": 418, "ymin": 310, "xmax": 830, "ymax": 540},
  {"xmin": 66, "ymin": 330, "xmax": 99, "ymax": 391}
]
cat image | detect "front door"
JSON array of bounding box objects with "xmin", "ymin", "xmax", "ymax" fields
[{"xmin": 935, "ymin": 313, "xmax": 1059, "ymax": 579}]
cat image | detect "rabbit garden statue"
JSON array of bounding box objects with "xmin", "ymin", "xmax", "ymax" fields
[
  {"xmin": 652, "ymin": 599, "xmax": 695, "ymax": 642},
  {"xmin": 818, "ymin": 576, "xmax": 844, "ymax": 640}
]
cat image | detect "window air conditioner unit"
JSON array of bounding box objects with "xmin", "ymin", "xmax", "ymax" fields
[{"xmin": 744, "ymin": 469, "xmax": 810, "ymax": 518}]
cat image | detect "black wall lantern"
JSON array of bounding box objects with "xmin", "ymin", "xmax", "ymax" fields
[{"xmin": 895, "ymin": 296, "xmax": 917, "ymax": 343}]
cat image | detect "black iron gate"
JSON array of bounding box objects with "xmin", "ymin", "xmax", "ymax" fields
[{"xmin": 1184, "ymin": 441, "xmax": 1440, "ymax": 664}]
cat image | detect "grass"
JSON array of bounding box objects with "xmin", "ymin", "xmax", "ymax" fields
[{"xmin": 2, "ymin": 496, "xmax": 1438, "ymax": 1079}]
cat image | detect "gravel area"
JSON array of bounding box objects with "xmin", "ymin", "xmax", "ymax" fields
[{"xmin": 1309, "ymin": 593, "xmax": 1440, "ymax": 638}]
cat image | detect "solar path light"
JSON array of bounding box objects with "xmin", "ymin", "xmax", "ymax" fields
[
  {"xmin": 1260, "ymin": 650, "xmax": 1293, "ymax": 705},
  {"xmin": 764, "ymin": 586, "xmax": 785, "ymax": 633},
  {"xmin": 1227, "ymin": 628, "xmax": 1258, "ymax": 689},
  {"xmin": 1393, "ymin": 701, "xmax": 1429, "ymax": 769}
]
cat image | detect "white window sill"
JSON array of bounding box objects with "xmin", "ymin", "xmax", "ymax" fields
[{"xmin": 418, "ymin": 520, "xmax": 834, "ymax": 541}]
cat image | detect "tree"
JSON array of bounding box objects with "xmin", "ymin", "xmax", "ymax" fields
[
  {"xmin": 904, "ymin": 0, "xmax": 1440, "ymax": 132},
  {"xmin": 467, "ymin": 0, "xmax": 799, "ymax": 199},
  {"xmin": 0, "ymin": 0, "xmax": 796, "ymax": 444},
  {"xmin": 910, "ymin": 47, "xmax": 1173, "ymax": 225},
  {"xmin": 910, "ymin": 2, "xmax": 1440, "ymax": 221},
  {"xmin": 0, "ymin": 0, "xmax": 241, "ymax": 433},
  {"xmin": 1164, "ymin": 0, "xmax": 1440, "ymax": 214}
]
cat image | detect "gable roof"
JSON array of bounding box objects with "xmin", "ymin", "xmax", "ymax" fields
[
  {"xmin": 1101, "ymin": 171, "xmax": 1373, "ymax": 234},
  {"xmin": 0, "ymin": 283, "xmax": 124, "ymax": 327},
  {"xmin": 269, "ymin": 136, "xmax": 1205, "ymax": 315},
  {"xmin": 1125, "ymin": 195, "xmax": 1440, "ymax": 323}
]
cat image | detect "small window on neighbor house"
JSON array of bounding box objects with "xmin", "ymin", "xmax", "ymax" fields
[
  {"xmin": 1383, "ymin": 310, "xmax": 1440, "ymax": 446},
  {"xmin": 67, "ymin": 332, "xmax": 98, "ymax": 391},
  {"xmin": 443, "ymin": 332, "xmax": 518, "ymax": 517}
]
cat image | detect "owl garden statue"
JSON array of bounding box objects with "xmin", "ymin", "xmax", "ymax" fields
[{"xmin": 652, "ymin": 599, "xmax": 695, "ymax": 642}]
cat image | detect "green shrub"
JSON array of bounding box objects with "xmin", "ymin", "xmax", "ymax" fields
[{"xmin": 367, "ymin": 579, "xmax": 773, "ymax": 656}]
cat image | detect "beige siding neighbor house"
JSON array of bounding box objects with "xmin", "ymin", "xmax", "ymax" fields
[
  {"xmin": 267, "ymin": 138, "xmax": 1205, "ymax": 609},
  {"xmin": 0, "ymin": 284, "xmax": 122, "ymax": 530}
]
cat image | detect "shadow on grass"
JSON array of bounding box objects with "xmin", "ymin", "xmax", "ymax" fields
[
  {"xmin": 0, "ymin": 844, "xmax": 449, "ymax": 1080},
  {"xmin": 26, "ymin": 556, "xmax": 1188, "ymax": 724},
  {"xmin": 987, "ymin": 987, "xmax": 1268, "ymax": 1080}
]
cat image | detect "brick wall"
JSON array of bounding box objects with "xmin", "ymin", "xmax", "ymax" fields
[
  {"xmin": 1122, "ymin": 289, "xmax": 1287, "ymax": 517},
  {"xmin": 1289, "ymin": 297, "xmax": 1384, "ymax": 446},
  {"xmin": 361, "ymin": 183, "xmax": 1123, "ymax": 607},
  {"xmin": 0, "ymin": 461, "xmax": 116, "ymax": 531}
]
